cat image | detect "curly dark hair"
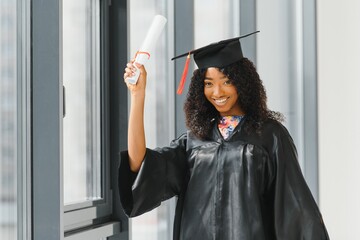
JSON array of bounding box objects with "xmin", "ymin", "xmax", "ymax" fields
[{"xmin": 184, "ymin": 58, "xmax": 283, "ymax": 139}]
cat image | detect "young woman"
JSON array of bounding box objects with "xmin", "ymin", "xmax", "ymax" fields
[{"xmin": 119, "ymin": 35, "xmax": 330, "ymax": 240}]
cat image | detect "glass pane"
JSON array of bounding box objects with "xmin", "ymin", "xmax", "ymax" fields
[
  {"xmin": 129, "ymin": 0, "xmax": 174, "ymax": 239},
  {"xmin": 256, "ymin": 1, "xmax": 305, "ymax": 167},
  {"xmin": 194, "ymin": 0, "xmax": 239, "ymax": 48},
  {"xmin": 0, "ymin": 0, "xmax": 17, "ymax": 239},
  {"xmin": 63, "ymin": 0, "xmax": 101, "ymax": 205}
]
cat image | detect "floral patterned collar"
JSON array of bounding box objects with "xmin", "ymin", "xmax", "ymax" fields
[{"xmin": 218, "ymin": 115, "xmax": 244, "ymax": 140}]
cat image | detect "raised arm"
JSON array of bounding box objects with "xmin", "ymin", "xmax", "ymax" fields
[{"xmin": 124, "ymin": 60, "xmax": 147, "ymax": 172}]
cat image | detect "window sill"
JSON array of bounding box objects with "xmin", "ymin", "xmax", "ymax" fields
[{"xmin": 64, "ymin": 221, "xmax": 121, "ymax": 240}]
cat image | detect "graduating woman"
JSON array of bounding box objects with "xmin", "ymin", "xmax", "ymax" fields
[{"xmin": 120, "ymin": 33, "xmax": 330, "ymax": 240}]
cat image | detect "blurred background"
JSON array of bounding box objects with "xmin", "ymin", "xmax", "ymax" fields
[{"xmin": 1, "ymin": 0, "xmax": 359, "ymax": 239}]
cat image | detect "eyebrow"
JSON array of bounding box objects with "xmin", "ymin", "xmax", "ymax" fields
[{"xmin": 204, "ymin": 76, "xmax": 229, "ymax": 80}]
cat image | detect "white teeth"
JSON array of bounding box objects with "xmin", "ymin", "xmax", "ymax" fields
[{"xmin": 214, "ymin": 98, "xmax": 227, "ymax": 103}]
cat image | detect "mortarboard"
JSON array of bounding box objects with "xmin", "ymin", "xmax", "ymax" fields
[{"xmin": 172, "ymin": 31, "xmax": 259, "ymax": 94}]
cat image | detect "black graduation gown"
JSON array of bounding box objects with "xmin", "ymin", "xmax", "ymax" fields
[{"xmin": 118, "ymin": 119, "xmax": 330, "ymax": 240}]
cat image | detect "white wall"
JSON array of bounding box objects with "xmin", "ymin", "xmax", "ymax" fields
[{"xmin": 317, "ymin": 1, "xmax": 360, "ymax": 239}]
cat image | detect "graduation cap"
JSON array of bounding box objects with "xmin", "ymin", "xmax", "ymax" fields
[{"xmin": 172, "ymin": 31, "xmax": 259, "ymax": 94}]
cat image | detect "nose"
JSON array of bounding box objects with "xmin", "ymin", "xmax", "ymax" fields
[{"xmin": 213, "ymin": 84, "xmax": 224, "ymax": 97}]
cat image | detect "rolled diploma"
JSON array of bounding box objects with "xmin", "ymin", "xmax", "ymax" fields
[{"xmin": 127, "ymin": 15, "xmax": 167, "ymax": 84}]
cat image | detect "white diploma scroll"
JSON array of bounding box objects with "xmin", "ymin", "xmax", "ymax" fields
[{"xmin": 127, "ymin": 15, "xmax": 167, "ymax": 85}]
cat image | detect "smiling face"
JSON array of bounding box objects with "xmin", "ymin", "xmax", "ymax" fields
[{"xmin": 203, "ymin": 67, "xmax": 244, "ymax": 117}]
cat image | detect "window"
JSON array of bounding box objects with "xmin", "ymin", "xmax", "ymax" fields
[
  {"xmin": 63, "ymin": 0, "xmax": 102, "ymax": 206},
  {"xmin": 257, "ymin": 1, "xmax": 306, "ymax": 169},
  {"xmin": 0, "ymin": 0, "xmax": 30, "ymax": 239},
  {"xmin": 32, "ymin": 0, "xmax": 123, "ymax": 238},
  {"xmin": 0, "ymin": 1, "xmax": 18, "ymax": 238},
  {"xmin": 194, "ymin": 0, "xmax": 240, "ymax": 47},
  {"xmin": 129, "ymin": 0, "xmax": 175, "ymax": 239},
  {"xmin": 62, "ymin": 0, "xmax": 112, "ymax": 232},
  {"xmin": 2, "ymin": 0, "xmax": 319, "ymax": 239}
]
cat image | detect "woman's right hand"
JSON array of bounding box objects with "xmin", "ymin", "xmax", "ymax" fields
[{"xmin": 123, "ymin": 59, "xmax": 147, "ymax": 96}]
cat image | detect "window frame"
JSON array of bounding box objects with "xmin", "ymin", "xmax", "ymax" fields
[
  {"xmin": 32, "ymin": 0, "xmax": 64, "ymax": 238},
  {"xmin": 18, "ymin": 0, "xmax": 32, "ymax": 239}
]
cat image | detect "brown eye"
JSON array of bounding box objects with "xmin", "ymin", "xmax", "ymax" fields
[
  {"xmin": 224, "ymin": 80, "xmax": 232, "ymax": 85},
  {"xmin": 204, "ymin": 81, "xmax": 213, "ymax": 87}
]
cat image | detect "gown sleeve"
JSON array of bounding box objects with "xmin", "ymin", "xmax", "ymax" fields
[
  {"xmin": 269, "ymin": 124, "xmax": 330, "ymax": 239},
  {"xmin": 118, "ymin": 133, "xmax": 188, "ymax": 217}
]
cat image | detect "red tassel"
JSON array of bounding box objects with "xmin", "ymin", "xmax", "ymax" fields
[{"xmin": 176, "ymin": 53, "xmax": 191, "ymax": 95}]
